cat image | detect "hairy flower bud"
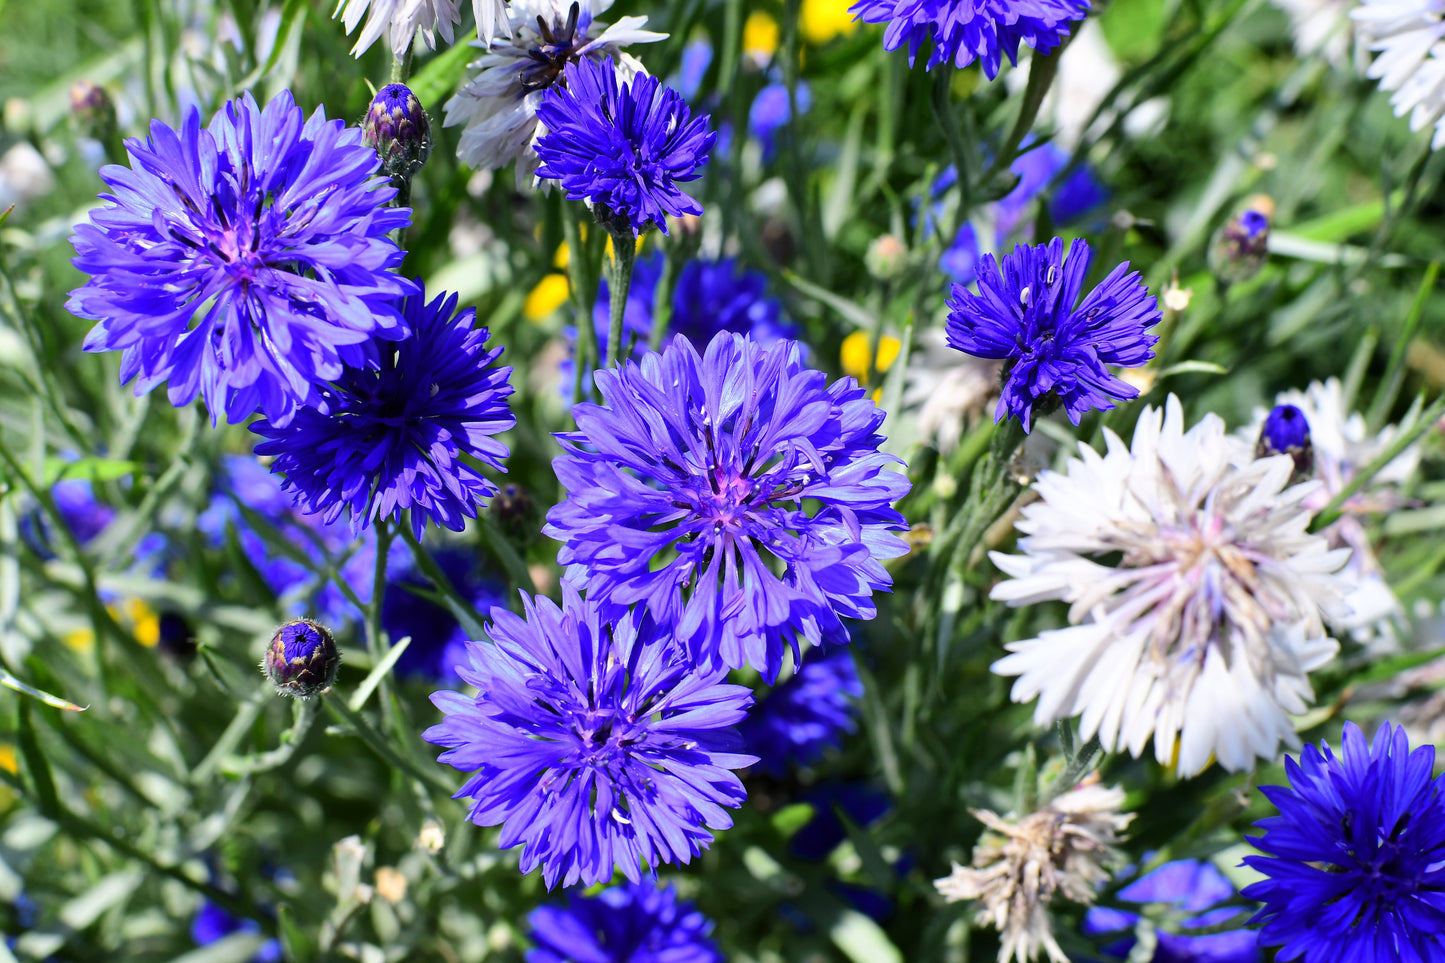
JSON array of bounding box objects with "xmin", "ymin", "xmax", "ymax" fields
[
  {"xmin": 1256, "ymin": 403, "xmax": 1313, "ymax": 481},
  {"xmin": 263, "ymin": 619, "xmax": 339, "ymax": 698},
  {"xmin": 69, "ymin": 81, "xmax": 116, "ymax": 143},
  {"xmin": 1209, "ymin": 195, "xmax": 1273, "ymax": 285},
  {"xmin": 363, "ymin": 84, "xmax": 431, "ymax": 181}
]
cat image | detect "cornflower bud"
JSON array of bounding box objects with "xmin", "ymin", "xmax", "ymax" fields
[
  {"xmin": 1256, "ymin": 403, "xmax": 1313, "ymax": 481},
  {"xmin": 263, "ymin": 619, "xmax": 339, "ymax": 699},
  {"xmin": 1209, "ymin": 194, "xmax": 1273, "ymax": 285},
  {"xmin": 69, "ymin": 81, "xmax": 117, "ymax": 143},
  {"xmin": 362, "ymin": 84, "xmax": 431, "ymax": 181}
]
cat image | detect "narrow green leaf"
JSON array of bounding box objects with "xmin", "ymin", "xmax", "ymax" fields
[
  {"xmin": 15, "ymin": 701, "xmax": 59, "ymax": 816},
  {"xmin": 1, "ymin": 668, "xmax": 86, "ymax": 712},
  {"xmin": 830, "ymin": 910, "xmax": 903, "ymax": 963},
  {"xmin": 410, "ymin": 39, "xmax": 477, "ymax": 107},
  {"xmin": 348, "ymin": 636, "xmax": 412, "ymax": 712}
]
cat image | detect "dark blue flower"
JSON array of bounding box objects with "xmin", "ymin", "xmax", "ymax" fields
[
  {"xmin": 191, "ymin": 901, "xmax": 281, "ymax": 962},
  {"xmin": 673, "ymin": 39, "xmax": 715, "ymax": 103},
  {"xmin": 945, "ymin": 237, "xmax": 1160, "ymax": 431},
  {"xmin": 68, "ymin": 90, "xmax": 414, "ymax": 427},
  {"xmin": 252, "ymin": 283, "xmax": 515, "ymax": 540},
  {"xmin": 53, "ymin": 479, "xmax": 116, "ymax": 544},
  {"xmin": 1241, "ymin": 721, "xmax": 1445, "ymax": 963},
  {"xmin": 200, "ymin": 453, "xmax": 393, "ymax": 625},
  {"xmin": 1256, "ymin": 404, "xmax": 1312, "ymax": 478},
  {"xmin": 1082, "ymin": 859, "xmax": 1259, "ymax": 963},
  {"xmin": 739, "ymin": 646, "xmax": 862, "ymax": 776},
  {"xmin": 425, "ymin": 587, "xmax": 757, "ymax": 889},
  {"xmin": 535, "ymin": 57, "xmax": 715, "ymax": 236},
  {"xmin": 383, "ymin": 547, "xmax": 503, "ymax": 685},
  {"xmin": 851, "ymin": 0, "xmax": 1090, "ymax": 78},
  {"xmin": 526, "ymin": 880, "xmax": 722, "ymax": 963},
  {"xmin": 544, "ymin": 333, "xmax": 910, "ymax": 682}
]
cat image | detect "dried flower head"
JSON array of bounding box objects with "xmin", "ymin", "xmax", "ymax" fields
[{"xmin": 936, "ymin": 780, "xmax": 1132, "ymax": 963}]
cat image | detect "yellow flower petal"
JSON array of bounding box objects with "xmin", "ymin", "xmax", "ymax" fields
[
  {"xmin": 744, "ymin": 11, "xmax": 780, "ymax": 60},
  {"xmin": 0, "ymin": 744, "xmax": 17, "ymax": 775},
  {"xmin": 801, "ymin": 0, "xmax": 859, "ymax": 45},
  {"xmin": 840, "ymin": 331, "xmax": 902, "ymax": 384},
  {"xmin": 525, "ymin": 274, "xmax": 571, "ymax": 321},
  {"xmin": 63, "ymin": 628, "xmax": 95, "ymax": 654}
]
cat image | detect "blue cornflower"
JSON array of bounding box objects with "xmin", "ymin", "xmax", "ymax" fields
[
  {"xmin": 1083, "ymin": 859, "xmax": 1259, "ymax": 963},
  {"xmin": 544, "ymin": 333, "xmax": 911, "ymax": 682},
  {"xmin": 739, "ymin": 646, "xmax": 862, "ymax": 776},
  {"xmin": 945, "ymin": 237, "xmax": 1160, "ymax": 431},
  {"xmin": 1241, "ymin": 721, "xmax": 1445, "ymax": 963},
  {"xmin": 929, "ymin": 144, "xmax": 1109, "ymax": 284},
  {"xmin": 535, "ymin": 57, "xmax": 715, "ymax": 236},
  {"xmin": 383, "ymin": 547, "xmax": 503, "ymax": 685},
  {"xmin": 191, "ymin": 901, "xmax": 281, "ymax": 963},
  {"xmin": 591, "ymin": 254, "xmax": 795, "ymax": 358},
  {"xmin": 425, "ymin": 587, "xmax": 757, "ymax": 888},
  {"xmin": 526, "ymin": 880, "xmax": 722, "ymax": 963},
  {"xmin": 852, "ymin": 0, "xmax": 1090, "ymax": 78},
  {"xmin": 1256, "ymin": 403, "xmax": 1313, "ymax": 479},
  {"xmin": 68, "ymin": 91, "xmax": 414, "ymax": 427},
  {"xmin": 251, "ymin": 283, "xmax": 514, "ymax": 540}
]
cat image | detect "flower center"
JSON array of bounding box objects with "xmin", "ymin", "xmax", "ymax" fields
[
  {"xmin": 521, "ymin": 2, "xmax": 587, "ymax": 93},
  {"xmin": 570, "ymin": 705, "xmax": 637, "ymax": 766}
]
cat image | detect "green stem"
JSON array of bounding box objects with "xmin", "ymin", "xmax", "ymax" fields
[
  {"xmin": 219, "ymin": 699, "xmax": 317, "ymax": 778},
  {"xmin": 979, "ymin": 39, "xmax": 1070, "ymax": 189},
  {"xmin": 398, "ymin": 524, "xmax": 488, "ymax": 630},
  {"xmin": 1311, "ymin": 390, "xmax": 1445, "ymax": 532},
  {"xmin": 323, "ymin": 695, "xmax": 454, "ymax": 796},
  {"xmin": 929, "ymin": 70, "xmax": 972, "ymax": 240},
  {"xmin": 562, "ymin": 208, "xmax": 597, "ymax": 410},
  {"xmin": 391, "ymin": 41, "xmax": 414, "ymax": 83},
  {"xmin": 605, "ymin": 222, "xmax": 638, "ymax": 369}
]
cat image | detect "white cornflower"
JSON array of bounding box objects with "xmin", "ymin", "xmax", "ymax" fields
[
  {"xmin": 989, "ymin": 395, "xmax": 1350, "ymax": 777},
  {"xmin": 902, "ymin": 327, "xmax": 999, "ymax": 454},
  {"xmin": 1351, "ymin": 0, "xmax": 1445, "ymax": 148},
  {"xmin": 1244, "ymin": 378, "xmax": 1422, "ymax": 644},
  {"xmin": 334, "ymin": 0, "xmax": 512, "ymax": 58},
  {"xmin": 443, "ymin": 0, "xmax": 664, "ymax": 188},
  {"xmin": 1270, "ymin": 0, "xmax": 1354, "ymax": 64},
  {"xmin": 936, "ymin": 779, "xmax": 1132, "ymax": 963}
]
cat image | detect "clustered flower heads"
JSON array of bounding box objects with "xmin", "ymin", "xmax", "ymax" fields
[
  {"xmin": 989, "ymin": 395, "xmax": 1350, "ymax": 776},
  {"xmin": 935, "ymin": 779, "xmax": 1132, "ymax": 963},
  {"xmin": 545, "ymin": 332, "xmax": 911, "ymax": 682},
  {"xmin": 945, "ymin": 238, "xmax": 1161, "ymax": 432},
  {"xmin": 1243, "ymin": 721, "xmax": 1445, "ymax": 963},
  {"xmin": 851, "ymin": 0, "xmax": 1091, "ymax": 78},
  {"xmin": 444, "ymin": 0, "xmax": 665, "ymax": 188},
  {"xmin": 251, "ymin": 283, "xmax": 515, "ymax": 539},
  {"xmin": 69, "ymin": 90, "xmax": 413, "ymax": 427},
  {"xmin": 535, "ymin": 56, "xmax": 715, "ymax": 236},
  {"xmin": 425, "ymin": 587, "xmax": 757, "ymax": 888}
]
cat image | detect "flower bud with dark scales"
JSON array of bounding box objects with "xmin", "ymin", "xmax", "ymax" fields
[
  {"xmin": 1256, "ymin": 403, "xmax": 1313, "ymax": 481},
  {"xmin": 1209, "ymin": 196, "xmax": 1273, "ymax": 285},
  {"xmin": 263, "ymin": 619, "xmax": 339, "ymax": 699},
  {"xmin": 363, "ymin": 84, "xmax": 431, "ymax": 181}
]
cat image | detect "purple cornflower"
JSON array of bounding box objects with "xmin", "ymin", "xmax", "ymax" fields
[
  {"xmin": 851, "ymin": 0, "xmax": 1090, "ymax": 78},
  {"xmin": 425, "ymin": 587, "xmax": 757, "ymax": 889},
  {"xmin": 251, "ymin": 283, "xmax": 514, "ymax": 539},
  {"xmin": 544, "ymin": 333, "xmax": 911, "ymax": 683},
  {"xmin": 945, "ymin": 237, "xmax": 1160, "ymax": 432},
  {"xmin": 68, "ymin": 91, "xmax": 413, "ymax": 427},
  {"xmin": 1242, "ymin": 721, "xmax": 1445, "ymax": 963},
  {"xmin": 1083, "ymin": 859, "xmax": 1258, "ymax": 963},
  {"xmin": 526, "ymin": 880, "xmax": 722, "ymax": 963},
  {"xmin": 535, "ymin": 57, "xmax": 715, "ymax": 236},
  {"xmin": 739, "ymin": 646, "xmax": 862, "ymax": 776}
]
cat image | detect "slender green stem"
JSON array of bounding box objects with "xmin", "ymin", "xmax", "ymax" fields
[
  {"xmin": 391, "ymin": 41, "xmax": 414, "ymax": 83},
  {"xmin": 1312, "ymin": 390, "xmax": 1445, "ymax": 531},
  {"xmin": 605, "ymin": 223, "xmax": 638, "ymax": 369},
  {"xmin": 562, "ymin": 208, "xmax": 597, "ymax": 410},
  {"xmin": 930, "ymin": 71, "xmax": 972, "ymax": 240},
  {"xmin": 365, "ymin": 521, "xmax": 394, "ymax": 660},
  {"xmin": 398, "ymin": 524, "xmax": 488, "ymax": 629},
  {"xmin": 1040, "ymin": 734, "xmax": 1103, "ymax": 807},
  {"xmin": 323, "ymin": 696, "xmax": 455, "ymax": 795},
  {"xmin": 219, "ymin": 699, "xmax": 317, "ymax": 777},
  {"xmin": 979, "ymin": 40, "xmax": 1070, "ymax": 189}
]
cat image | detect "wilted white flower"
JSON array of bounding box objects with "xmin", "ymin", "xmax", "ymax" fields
[
  {"xmin": 1352, "ymin": 0, "xmax": 1445, "ymax": 148},
  {"xmin": 936, "ymin": 779, "xmax": 1132, "ymax": 963},
  {"xmin": 334, "ymin": 0, "xmax": 512, "ymax": 58},
  {"xmin": 903, "ymin": 327, "xmax": 999, "ymax": 454},
  {"xmin": 989, "ymin": 396, "xmax": 1351, "ymax": 777},
  {"xmin": 1244, "ymin": 378, "xmax": 1422, "ymax": 644},
  {"xmin": 443, "ymin": 0, "xmax": 664, "ymax": 188}
]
